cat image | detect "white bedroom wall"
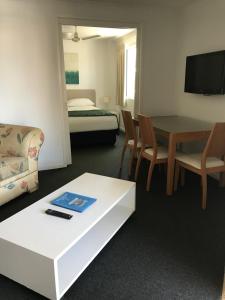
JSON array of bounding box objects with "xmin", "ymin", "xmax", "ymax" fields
[
  {"xmin": 63, "ymin": 38, "xmax": 117, "ymax": 109},
  {"xmin": 175, "ymin": 0, "xmax": 225, "ymax": 123},
  {"xmin": 0, "ymin": 0, "xmax": 180, "ymax": 170}
]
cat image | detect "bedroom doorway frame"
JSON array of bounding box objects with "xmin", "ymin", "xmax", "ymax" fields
[{"xmin": 57, "ymin": 17, "xmax": 143, "ymax": 165}]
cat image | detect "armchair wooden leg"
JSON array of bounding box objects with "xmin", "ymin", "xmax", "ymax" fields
[
  {"xmin": 146, "ymin": 161, "xmax": 155, "ymax": 192},
  {"xmin": 201, "ymin": 173, "xmax": 207, "ymax": 210},
  {"xmin": 174, "ymin": 162, "xmax": 180, "ymax": 191},
  {"xmin": 135, "ymin": 152, "xmax": 142, "ymax": 181}
]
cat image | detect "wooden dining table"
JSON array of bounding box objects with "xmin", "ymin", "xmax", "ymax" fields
[{"xmin": 134, "ymin": 115, "xmax": 213, "ymax": 195}]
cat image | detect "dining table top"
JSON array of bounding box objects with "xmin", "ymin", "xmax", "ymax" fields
[{"xmin": 135, "ymin": 115, "xmax": 213, "ymax": 134}]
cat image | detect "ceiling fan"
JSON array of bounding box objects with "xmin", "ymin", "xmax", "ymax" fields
[{"xmin": 63, "ymin": 26, "xmax": 101, "ymax": 42}]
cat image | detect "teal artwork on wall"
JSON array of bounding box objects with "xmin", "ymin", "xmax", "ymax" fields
[
  {"xmin": 65, "ymin": 71, "xmax": 79, "ymax": 84},
  {"xmin": 64, "ymin": 53, "xmax": 79, "ymax": 85}
]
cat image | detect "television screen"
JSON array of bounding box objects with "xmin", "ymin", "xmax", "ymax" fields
[{"xmin": 184, "ymin": 50, "xmax": 225, "ymax": 95}]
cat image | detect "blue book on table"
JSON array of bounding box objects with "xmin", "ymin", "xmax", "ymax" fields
[{"xmin": 51, "ymin": 192, "xmax": 96, "ymax": 213}]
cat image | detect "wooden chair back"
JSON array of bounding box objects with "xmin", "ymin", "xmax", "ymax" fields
[
  {"xmin": 138, "ymin": 114, "xmax": 157, "ymax": 150},
  {"xmin": 202, "ymin": 122, "xmax": 225, "ymax": 163},
  {"xmin": 121, "ymin": 110, "xmax": 137, "ymax": 141}
]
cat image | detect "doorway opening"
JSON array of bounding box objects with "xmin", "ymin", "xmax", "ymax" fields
[{"xmin": 58, "ymin": 20, "xmax": 140, "ymax": 164}]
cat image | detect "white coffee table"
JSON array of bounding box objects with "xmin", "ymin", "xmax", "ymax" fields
[{"xmin": 0, "ymin": 173, "xmax": 135, "ymax": 300}]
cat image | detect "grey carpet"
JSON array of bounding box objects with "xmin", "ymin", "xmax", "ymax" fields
[{"xmin": 0, "ymin": 133, "xmax": 224, "ymax": 300}]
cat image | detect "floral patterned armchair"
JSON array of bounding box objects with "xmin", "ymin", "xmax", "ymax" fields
[{"xmin": 0, "ymin": 124, "xmax": 44, "ymax": 206}]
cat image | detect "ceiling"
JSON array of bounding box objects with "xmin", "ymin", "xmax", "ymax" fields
[
  {"xmin": 62, "ymin": 26, "xmax": 135, "ymax": 40},
  {"xmin": 80, "ymin": 0, "xmax": 196, "ymax": 8}
]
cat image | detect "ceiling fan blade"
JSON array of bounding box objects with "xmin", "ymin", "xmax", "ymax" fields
[
  {"xmin": 82, "ymin": 35, "xmax": 101, "ymax": 40},
  {"xmin": 62, "ymin": 32, "xmax": 73, "ymax": 40}
]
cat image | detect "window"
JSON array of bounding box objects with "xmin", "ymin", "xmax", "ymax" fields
[{"xmin": 124, "ymin": 45, "xmax": 136, "ymax": 102}]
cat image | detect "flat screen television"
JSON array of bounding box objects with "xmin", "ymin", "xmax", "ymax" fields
[{"xmin": 184, "ymin": 50, "xmax": 225, "ymax": 95}]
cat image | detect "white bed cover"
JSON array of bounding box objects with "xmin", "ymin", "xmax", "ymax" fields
[{"xmin": 68, "ymin": 106, "xmax": 119, "ymax": 133}]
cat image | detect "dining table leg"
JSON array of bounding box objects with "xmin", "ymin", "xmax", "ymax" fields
[{"xmin": 167, "ymin": 133, "xmax": 177, "ymax": 195}]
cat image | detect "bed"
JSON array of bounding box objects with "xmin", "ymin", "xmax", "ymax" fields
[{"xmin": 67, "ymin": 89, "xmax": 119, "ymax": 146}]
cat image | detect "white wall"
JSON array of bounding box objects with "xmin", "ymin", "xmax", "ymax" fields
[
  {"xmin": 63, "ymin": 38, "xmax": 117, "ymax": 109},
  {"xmin": 0, "ymin": 0, "xmax": 66, "ymax": 170},
  {"xmin": 0, "ymin": 0, "xmax": 180, "ymax": 170},
  {"xmin": 175, "ymin": 0, "xmax": 225, "ymax": 122},
  {"xmin": 140, "ymin": 7, "xmax": 181, "ymax": 116}
]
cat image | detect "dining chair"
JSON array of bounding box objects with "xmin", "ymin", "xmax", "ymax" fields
[
  {"xmin": 119, "ymin": 110, "xmax": 141, "ymax": 177},
  {"xmin": 135, "ymin": 114, "xmax": 168, "ymax": 191},
  {"xmin": 174, "ymin": 122, "xmax": 225, "ymax": 209}
]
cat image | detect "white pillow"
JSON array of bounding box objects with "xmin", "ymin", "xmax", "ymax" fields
[
  {"xmin": 68, "ymin": 106, "xmax": 99, "ymax": 111},
  {"xmin": 67, "ymin": 98, "xmax": 94, "ymax": 107}
]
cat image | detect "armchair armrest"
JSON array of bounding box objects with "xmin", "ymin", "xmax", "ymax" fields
[{"xmin": 20, "ymin": 128, "xmax": 44, "ymax": 171}]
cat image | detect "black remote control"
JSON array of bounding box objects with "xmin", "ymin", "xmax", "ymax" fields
[{"xmin": 45, "ymin": 209, "xmax": 73, "ymax": 220}]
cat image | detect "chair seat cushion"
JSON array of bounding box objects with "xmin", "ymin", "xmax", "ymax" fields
[
  {"xmin": 144, "ymin": 146, "xmax": 168, "ymax": 160},
  {"xmin": 0, "ymin": 154, "xmax": 29, "ymax": 181},
  {"xmin": 176, "ymin": 153, "xmax": 225, "ymax": 169},
  {"xmin": 128, "ymin": 139, "xmax": 142, "ymax": 148}
]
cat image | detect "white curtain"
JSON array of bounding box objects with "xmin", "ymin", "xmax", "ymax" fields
[{"xmin": 116, "ymin": 45, "xmax": 125, "ymax": 107}]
